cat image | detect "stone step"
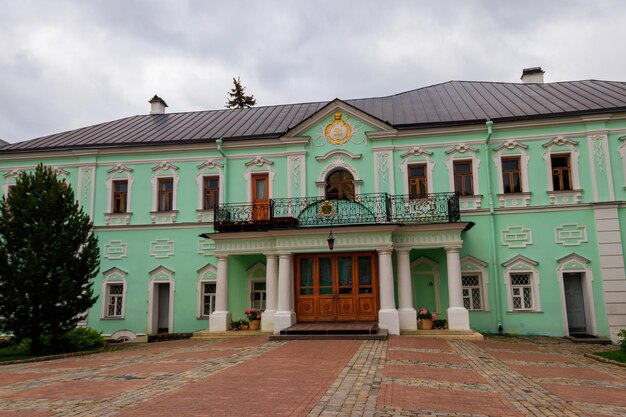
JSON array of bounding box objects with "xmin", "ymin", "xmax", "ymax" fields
[{"xmin": 270, "ymin": 329, "xmax": 388, "ymax": 341}]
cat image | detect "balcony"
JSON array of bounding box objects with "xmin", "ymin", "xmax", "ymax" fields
[{"xmin": 214, "ymin": 192, "xmax": 460, "ymax": 233}]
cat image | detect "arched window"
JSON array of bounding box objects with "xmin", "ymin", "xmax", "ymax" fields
[{"xmin": 325, "ymin": 170, "xmax": 354, "ymax": 199}]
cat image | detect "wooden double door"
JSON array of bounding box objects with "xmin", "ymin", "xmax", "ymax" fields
[{"xmin": 295, "ymin": 252, "xmax": 378, "ymax": 322}]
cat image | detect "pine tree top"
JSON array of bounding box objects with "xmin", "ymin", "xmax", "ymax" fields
[{"xmin": 226, "ymin": 76, "xmax": 257, "ymax": 109}]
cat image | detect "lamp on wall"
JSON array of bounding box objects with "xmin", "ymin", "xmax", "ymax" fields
[{"xmin": 327, "ymin": 230, "xmax": 335, "ymax": 251}]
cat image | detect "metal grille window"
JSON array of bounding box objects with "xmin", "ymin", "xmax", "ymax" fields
[
  {"xmin": 461, "ymin": 274, "xmax": 482, "ymax": 310},
  {"xmin": 106, "ymin": 284, "xmax": 124, "ymax": 317},
  {"xmin": 202, "ymin": 282, "xmax": 217, "ymax": 316},
  {"xmin": 252, "ymin": 281, "xmax": 266, "ymax": 310},
  {"xmin": 511, "ymin": 273, "xmax": 533, "ymax": 310}
]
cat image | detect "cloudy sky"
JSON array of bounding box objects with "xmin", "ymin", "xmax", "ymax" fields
[{"xmin": 1, "ymin": 0, "xmax": 625, "ymax": 143}]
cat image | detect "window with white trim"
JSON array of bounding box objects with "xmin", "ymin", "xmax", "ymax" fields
[
  {"xmin": 461, "ymin": 274, "xmax": 483, "ymax": 310},
  {"xmin": 105, "ymin": 284, "xmax": 124, "ymax": 318},
  {"xmin": 201, "ymin": 282, "xmax": 217, "ymax": 317},
  {"xmin": 251, "ymin": 281, "xmax": 266, "ymax": 310},
  {"xmin": 510, "ymin": 273, "xmax": 533, "ymax": 310}
]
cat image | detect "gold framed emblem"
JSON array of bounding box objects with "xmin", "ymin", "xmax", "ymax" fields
[{"xmin": 324, "ymin": 112, "xmax": 352, "ymax": 145}]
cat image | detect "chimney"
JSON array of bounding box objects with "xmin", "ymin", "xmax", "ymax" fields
[
  {"xmin": 149, "ymin": 95, "xmax": 168, "ymax": 115},
  {"xmin": 520, "ymin": 67, "xmax": 545, "ymax": 84}
]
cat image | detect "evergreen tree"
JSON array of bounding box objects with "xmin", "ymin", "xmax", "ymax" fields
[
  {"xmin": 226, "ymin": 76, "xmax": 257, "ymax": 108},
  {"xmin": 0, "ymin": 164, "xmax": 100, "ymax": 354}
]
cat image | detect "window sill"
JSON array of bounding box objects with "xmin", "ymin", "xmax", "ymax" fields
[
  {"xmin": 498, "ymin": 192, "xmax": 531, "ymax": 208},
  {"xmin": 150, "ymin": 210, "xmax": 178, "ymax": 224},
  {"xmin": 459, "ymin": 195, "xmax": 482, "ymax": 210},
  {"xmin": 506, "ymin": 310, "xmax": 544, "ymax": 314},
  {"xmin": 547, "ymin": 190, "xmax": 582, "ymax": 205},
  {"xmin": 196, "ymin": 209, "xmax": 215, "ymax": 222},
  {"xmin": 197, "ymin": 316, "xmax": 210, "ymax": 320},
  {"xmin": 104, "ymin": 212, "xmax": 132, "ymax": 226},
  {"xmin": 101, "ymin": 316, "xmax": 125, "ymax": 320}
]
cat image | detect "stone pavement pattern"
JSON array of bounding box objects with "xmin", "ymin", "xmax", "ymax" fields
[{"xmin": 0, "ymin": 335, "xmax": 624, "ymax": 416}]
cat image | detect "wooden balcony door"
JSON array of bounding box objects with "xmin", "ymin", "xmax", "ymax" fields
[
  {"xmin": 251, "ymin": 173, "xmax": 269, "ymax": 221},
  {"xmin": 295, "ymin": 252, "xmax": 378, "ymax": 322}
]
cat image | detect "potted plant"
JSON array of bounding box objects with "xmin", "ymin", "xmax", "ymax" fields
[
  {"xmin": 245, "ymin": 309, "xmax": 263, "ymax": 331},
  {"xmin": 230, "ymin": 318, "xmax": 249, "ymax": 331},
  {"xmin": 417, "ymin": 307, "xmax": 437, "ymax": 330}
]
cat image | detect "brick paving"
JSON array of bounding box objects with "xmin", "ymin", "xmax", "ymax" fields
[{"xmin": 0, "ymin": 334, "xmax": 624, "ymax": 416}]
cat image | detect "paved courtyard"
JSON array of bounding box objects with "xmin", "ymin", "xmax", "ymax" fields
[{"xmin": 0, "ymin": 335, "xmax": 625, "ymax": 417}]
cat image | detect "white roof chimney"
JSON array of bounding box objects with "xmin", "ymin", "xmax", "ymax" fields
[
  {"xmin": 521, "ymin": 67, "xmax": 545, "ymax": 84},
  {"xmin": 149, "ymin": 95, "xmax": 168, "ymax": 115}
]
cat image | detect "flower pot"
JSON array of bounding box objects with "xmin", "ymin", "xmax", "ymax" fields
[
  {"xmin": 419, "ymin": 318, "xmax": 434, "ymax": 330},
  {"xmin": 249, "ymin": 319, "xmax": 261, "ymax": 331}
]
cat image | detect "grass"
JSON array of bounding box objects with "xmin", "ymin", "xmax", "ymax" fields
[
  {"xmin": 594, "ymin": 350, "xmax": 626, "ymax": 363},
  {"xmin": 0, "ymin": 346, "xmax": 35, "ymax": 362}
]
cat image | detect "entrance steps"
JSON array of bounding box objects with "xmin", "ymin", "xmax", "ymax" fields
[
  {"xmin": 269, "ymin": 322, "xmax": 387, "ymax": 341},
  {"xmin": 566, "ymin": 333, "xmax": 612, "ymax": 344}
]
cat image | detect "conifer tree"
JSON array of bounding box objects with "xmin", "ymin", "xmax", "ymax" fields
[
  {"xmin": 226, "ymin": 76, "xmax": 257, "ymax": 108},
  {"xmin": 0, "ymin": 164, "xmax": 100, "ymax": 354}
]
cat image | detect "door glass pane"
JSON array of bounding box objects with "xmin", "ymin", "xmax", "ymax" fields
[
  {"xmin": 300, "ymin": 258, "xmax": 313, "ymax": 295},
  {"xmin": 319, "ymin": 257, "xmax": 333, "ymax": 294},
  {"xmin": 338, "ymin": 256, "xmax": 352, "ymax": 294},
  {"xmin": 358, "ymin": 256, "xmax": 372, "ymax": 293},
  {"xmin": 255, "ymin": 179, "xmax": 267, "ymax": 199}
]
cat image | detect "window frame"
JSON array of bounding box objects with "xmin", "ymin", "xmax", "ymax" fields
[
  {"xmin": 461, "ymin": 273, "xmax": 483, "ymax": 310},
  {"xmin": 502, "ymin": 255, "xmax": 541, "ymax": 312},
  {"xmin": 453, "ymin": 160, "xmax": 474, "ymax": 196},
  {"xmin": 407, "ymin": 163, "xmax": 428, "ymax": 198},
  {"xmin": 105, "ymin": 283, "xmax": 125, "ymax": 318},
  {"xmin": 200, "ymin": 281, "xmax": 217, "ymax": 318},
  {"xmin": 157, "ymin": 177, "xmax": 174, "ymax": 212},
  {"xmin": 101, "ymin": 267, "xmax": 127, "ymax": 319},
  {"xmin": 501, "ymin": 156, "xmax": 522, "ymax": 194},
  {"xmin": 202, "ymin": 175, "xmax": 220, "ymax": 210},
  {"xmin": 510, "ymin": 273, "xmax": 534, "ymax": 311},
  {"xmin": 550, "ymin": 153, "xmax": 572, "ymax": 191},
  {"xmin": 112, "ymin": 179, "xmax": 129, "ymax": 214}
]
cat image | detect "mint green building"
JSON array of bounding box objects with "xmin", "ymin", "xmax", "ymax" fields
[{"xmin": 2, "ymin": 68, "xmax": 625, "ymax": 343}]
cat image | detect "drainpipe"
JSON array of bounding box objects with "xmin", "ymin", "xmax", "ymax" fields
[
  {"xmin": 216, "ymin": 138, "xmax": 227, "ymax": 203},
  {"xmin": 484, "ymin": 120, "xmax": 504, "ymax": 333}
]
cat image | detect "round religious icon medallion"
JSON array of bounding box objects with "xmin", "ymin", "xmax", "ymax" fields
[{"xmin": 324, "ymin": 112, "xmax": 352, "ymax": 145}]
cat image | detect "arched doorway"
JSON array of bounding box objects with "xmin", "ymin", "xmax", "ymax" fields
[{"xmin": 325, "ymin": 169, "xmax": 355, "ymax": 199}]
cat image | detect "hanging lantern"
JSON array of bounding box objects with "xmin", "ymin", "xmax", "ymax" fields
[{"xmin": 327, "ymin": 230, "xmax": 335, "ymax": 251}]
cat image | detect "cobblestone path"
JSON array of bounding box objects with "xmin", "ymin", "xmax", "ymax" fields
[{"xmin": 0, "ymin": 335, "xmax": 624, "ymax": 416}]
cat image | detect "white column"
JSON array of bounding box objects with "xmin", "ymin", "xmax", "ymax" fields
[
  {"xmin": 209, "ymin": 255, "xmax": 231, "ymax": 332},
  {"xmin": 378, "ymin": 248, "xmax": 400, "ymax": 335},
  {"xmin": 446, "ymin": 247, "xmax": 469, "ymax": 330},
  {"xmin": 273, "ymin": 253, "xmax": 296, "ymax": 333},
  {"xmin": 397, "ymin": 248, "xmax": 417, "ymax": 331},
  {"xmin": 261, "ymin": 254, "xmax": 278, "ymax": 332}
]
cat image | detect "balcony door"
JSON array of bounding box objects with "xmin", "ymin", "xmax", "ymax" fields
[
  {"xmin": 295, "ymin": 252, "xmax": 378, "ymax": 322},
  {"xmin": 251, "ymin": 173, "xmax": 269, "ymax": 221}
]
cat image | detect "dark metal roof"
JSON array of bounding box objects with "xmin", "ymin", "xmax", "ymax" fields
[{"xmin": 4, "ymin": 80, "xmax": 626, "ymax": 152}]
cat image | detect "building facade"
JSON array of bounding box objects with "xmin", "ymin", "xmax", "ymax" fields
[{"xmin": 2, "ymin": 72, "xmax": 626, "ymax": 342}]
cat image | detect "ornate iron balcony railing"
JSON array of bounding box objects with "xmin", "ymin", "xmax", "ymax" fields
[{"xmin": 213, "ymin": 192, "xmax": 459, "ymax": 232}]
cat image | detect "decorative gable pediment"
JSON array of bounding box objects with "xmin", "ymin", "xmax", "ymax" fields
[
  {"xmin": 52, "ymin": 166, "xmax": 70, "ymax": 177},
  {"xmin": 401, "ymin": 147, "xmax": 433, "ymax": 160},
  {"xmin": 542, "ymin": 136, "xmax": 579, "ymax": 148},
  {"xmin": 3, "ymin": 169, "xmax": 21, "ymax": 179},
  {"xmin": 107, "ymin": 164, "xmax": 133, "ymax": 174},
  {"xmin": 446, "ymin": 143, "xmax": 479, "ymax": 155},
  {"xmin": 197, "ymin": 263, "xmax": 217, "ymax": 280},
  {"xmin": 247, "ymin": 262, "xmax": 266, "ymax": 279},
  {"xmin": 198, "ymin": 159, "xmax": 224, "ymax": 170},
  {"xmin": 493, "ymin": 140, "xmax": 528, "ymax": 152},
  {"xmin": 557, "ymin": 253, "xmax": 591, "ymax": 271},
  {"xmin": 152, "ymin": 161, "xmax": 179, "ymax": 172},
  {"xmin": 502, "ymin": 254, "xmax": 538, "ymax": 269},
  {"xmin": 460, "ymin": 255, "xmax": 488, "ymax": 271},
  {"xmin": 410, "ymin": 256, "xmax": 438, "ymax": 272},
  {"xmin": 284, "ymin": 99, "xmax": 395, "ymax": 139},
  {"xmin": 149, "ymin": 265, "xmax": 175, "ymax": 280},
  {"xmin": 245, "ymin": 156, "xmax": 274, "ymax": 168},
  {"xmin": 315, "ymin": 149, "xmax": 362, "ymax": 161},
  {"xmin": 103, "ymin": 267, "xmax": 127, "ymax": 281}
]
